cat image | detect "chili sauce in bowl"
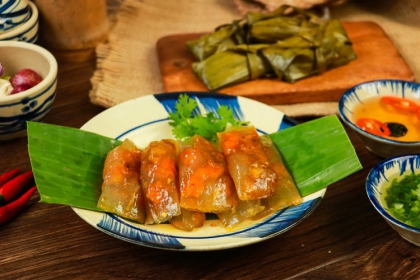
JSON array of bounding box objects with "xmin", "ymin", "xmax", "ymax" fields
[
  {"xmin": 352, "ymin": 95, "xmax": 420, "ymax": 142},
  {"xmin": 339, "ymin": 80, "xmax": 420, "ymax": 158}
]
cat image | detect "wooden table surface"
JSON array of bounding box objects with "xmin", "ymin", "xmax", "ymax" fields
[
  {"xmin": 1, "ymin": 53, "xmax": 419, "ymax": 280},
  {"xmin": 1, "ymin": 10, "xmax": 420, "ymax": 280}
]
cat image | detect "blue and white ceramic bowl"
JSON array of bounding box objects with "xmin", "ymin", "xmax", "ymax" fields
[
  {"xmin": 75, "ymin": 93, "xmax": 327, "ymax": 251},
  {"xmin": 0, "ymin": 1, "xmax": 38, "ymax": 43},
  {"xmin": 0, "ymin": 0, "xmax": 30, "ymax": 33},
  {"xmin": 0, "ymin": 41, "xmax": 57, "ymax": 140},
  {"xmin": 366, "ymin": 154, "xmax": 420, "ymax": 246},
  {"xmin": 338, "ymin": 79, "xmax": 420, "ymax": 158}
]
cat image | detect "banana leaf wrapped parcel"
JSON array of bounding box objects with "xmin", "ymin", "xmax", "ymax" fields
[
  {"xmin": 187, "ymin": 5, "xmax": 357, "ymax": 90},
  {"xmin": 191, "ymin": 44, "xmax": 272, "ymax": 90},
  {"xmin": 187, "ymin": 20, "xmax": 246, "ymax": 61}
]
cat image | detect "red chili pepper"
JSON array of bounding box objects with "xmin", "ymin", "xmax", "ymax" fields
[
  {"xmin": 381, "ymin": 96, "xmax": 419, "ymax": 113},
  {"xmin": 0, "ymin": 168, "xmax": 20, "ymax": 187},
  {"xmin": 356, "ymin": 118, "xmax": 391, "ymax": 137},
  {"xmin": 0, "ymin": 186, "xmax": 36, "ymax": 225},
  {"xmin": 0, "ymin": 170, "xmax": 33, "ymax": 205}
]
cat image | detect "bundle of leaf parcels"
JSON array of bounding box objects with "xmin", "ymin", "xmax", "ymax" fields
[{"xmin": 187, "ymin": 5, "xmax": 357, "ymax": 90}]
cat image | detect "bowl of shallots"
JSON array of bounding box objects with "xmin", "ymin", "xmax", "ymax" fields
[{"xmin": 0, "ymin": 41, "xmax": 57, "ymax": 140}]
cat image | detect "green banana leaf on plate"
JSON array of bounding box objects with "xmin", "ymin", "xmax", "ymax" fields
[{"xmin": 27, "ymin": 115, "xmax": 362, "ymax": 212}]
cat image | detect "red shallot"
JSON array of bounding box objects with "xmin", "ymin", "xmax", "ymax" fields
[{"xmin": 10, "ymin": 69, "xmax": 42, "ymax": 93}]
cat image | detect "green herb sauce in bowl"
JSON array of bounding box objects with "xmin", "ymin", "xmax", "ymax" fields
[
  {"xmin": 384, "ymin": 173, "xmax": 420, "ymax": 228},
  {"xmin": 366, "ymin": 154, "xmax": 420, "ymax": 246}
]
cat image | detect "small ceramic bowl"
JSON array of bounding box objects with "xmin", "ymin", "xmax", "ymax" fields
[
  {"xmin": 0, "ymin": 41, "xmax": 57, "ymax": 141},
  {"xmin": 366, "ymin": 154, "xmax": 420, "ymax": 246},
  {"xmin": 0, "ymin": 0, "xmax": 31, "ymax": 33},
  {"xmin": 338, "ymin": 79, "xmax": 420, "ymax": 158},
  {"xmin": 0, "ymin": 1, "xmax": 38, "ymax": 42}
]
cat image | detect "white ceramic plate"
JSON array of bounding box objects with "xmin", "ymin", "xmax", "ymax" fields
[{"xmin": 74, "ymin": 92, "xmax": 326, "ymax": 251}]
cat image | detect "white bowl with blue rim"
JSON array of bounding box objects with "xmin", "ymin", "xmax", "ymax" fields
[
  {"xmin": 366, "ymin": 154, "xmax": 420, "ymax": 246},
  {"xmin": 0, "ymin": 1, "xmax": 38, "ymax": 43},
  {"xmin": 338, "ymin": 79, "xmax": 420, "ymax": 158},
  {"xmin": 0, "ymin": 40, "xmax": 57, "ymax": 140},
  {"xmin": 0, "ymin": 0, "xmax": 31, "ymax": 34}
]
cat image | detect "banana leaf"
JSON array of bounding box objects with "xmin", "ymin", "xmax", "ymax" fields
[
  {"xmin": 249, "ymin": 17, "xmax": 309, "ymax": 43},
  {"xmin": 27, "ymin": 115, "xmax": 362, "ymax": 212},
  {"xmin": 269, "ymin": 115, "xmax": 361, "ymax": 196},
  {"xmin": 186, "ymin": 4, "xmax": 357, "ymax": 90},
  {"xmin": 191, "ymin": 44, "xmax": 271, "ymax": 90},
  {"xmin": 192, "ymin": 50, "xmax": 249, "ymax": 90},
  {"xmin": 186, "ymin": 20, "xmax": 245, "ymax": 61},
  {"xmin": 319, "ymin": 19, "xmax": 356, "ymax": 69},
  {"xmin": 28, "ymin": 123, "xmax": 122, "ymax": 211},
  {"xmin": 273, "ymin": 36, "xmax": 314, "ymax": 48},
  {"xmin": 261, "ymin": 47, "xmax": 316, "ymax": 82}
]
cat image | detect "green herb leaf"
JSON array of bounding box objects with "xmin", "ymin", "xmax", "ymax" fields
[
  {"xmin": 168, "ymin": 94, "xmax": 249, "ymax": 142},
  {"xmin": 168, "ymin": 94, "xmax": 196, "ymax": 126},
  {"xmin": 217, "ymin": 105, "xmax": 248, "ymax": 127}
]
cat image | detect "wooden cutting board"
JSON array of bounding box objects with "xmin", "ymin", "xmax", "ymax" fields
[{"xmin": 156, "ymin": 21, "xmax": 415, "ymax": 105}]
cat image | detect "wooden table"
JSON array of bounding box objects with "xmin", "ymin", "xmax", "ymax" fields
[{"xmin": 1, "ymin": 14, "xmax": 420, "ymax": 280}]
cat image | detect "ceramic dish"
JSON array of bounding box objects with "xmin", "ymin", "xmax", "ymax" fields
[
  {"xmin": 0, "ymin": 41, "xmax": 57, "ymax": 140},
  {"xmin": 338, "ymin": 79, "xmax": 420, "ymax": 158},
  {"xmin": 0, "ymin": 0, "xmax": 30, "ymax": 33},
  {"xmin": 74, "ymin": 92, "xmax": 326, "ymax": 251},
  {"xmin": 0, "ymin": 1, "xmax": 38, "ymax": 42},
  {"xmin": 366, "ymin": 154, "xmax": 420, "ymax": 246}
]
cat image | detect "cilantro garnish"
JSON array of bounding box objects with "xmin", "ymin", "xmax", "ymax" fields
[{"xmin": 168, "ymin": 94, "xmax": 248, "ymax": 142}]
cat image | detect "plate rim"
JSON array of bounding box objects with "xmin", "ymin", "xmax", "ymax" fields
[{"xmin": 74, "ymin": 92, "xmax": 326, "ymax": 251}]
